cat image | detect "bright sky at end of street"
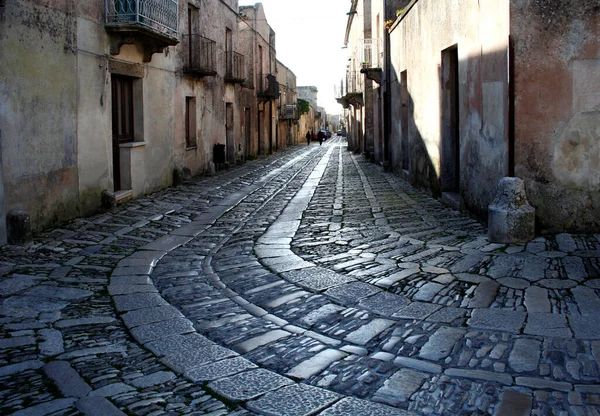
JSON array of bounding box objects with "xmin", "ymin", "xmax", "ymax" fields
[{"xmin": 238, "ymin": 0, "xmax": 349, "ymax": 116}]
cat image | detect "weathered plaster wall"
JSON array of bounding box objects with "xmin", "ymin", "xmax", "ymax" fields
[
  {"xmin": 0, "ymin": 0, "xmax": 289, "ymax": 238},
  {"xmin": 511, "ymin": 0, "xmax": 600, "ymax": 233},
  {"xmin": 388, "ymin": 0, "xmax": 510, "ymax": 219},
  {"xmin": 346, "ymin": 0, "xmax": 366, "ymax": 154},
  {"xmin": 238, "ymin": 3, "xmax": 277, "ymax": 156},
  {"xmin": 75, "ymin": 2, "xmax": 177, "ymax": 205},
  {"xmin": 176, "ymin": 0, "xmax": 243, "ymax": 171},
  {"xmin": 276, "ymin": 60, "xmax": 298, "ymax": 148},
  {"xmin": 0, "ymin": 0, "xmax": 80, "ymax": 232},
  {"xmin": 75, "ymin": 3, "xmax": 113, "ymax": 215}
]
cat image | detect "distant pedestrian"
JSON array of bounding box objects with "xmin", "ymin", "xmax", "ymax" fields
[
  {"xmin": 317, "ymin": 130, "xmax": 324, "ymax": 146},
  {"xmin": 305, "ymin": 131, "xmax": 311, "ymax": 145}
]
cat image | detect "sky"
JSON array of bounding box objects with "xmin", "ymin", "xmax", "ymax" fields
[{"xmin": 238, "ymin": 0, "xmax": 350, "ymax": 115}]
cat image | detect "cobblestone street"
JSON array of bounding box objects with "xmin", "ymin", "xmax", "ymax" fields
[{"xmin": 1, "ymin": 137, "xmax": 600, "ymax": 416}]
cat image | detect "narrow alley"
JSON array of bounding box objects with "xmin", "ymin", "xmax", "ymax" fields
[{"xmin": 1, "ymin": 138, "xmax": 599, "ymax": 415}]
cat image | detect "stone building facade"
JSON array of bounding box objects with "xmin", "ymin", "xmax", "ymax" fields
[
  {"xmin": 298, "ymin": 86, "xmax": 319, "ymax": 134},
  {"xmin": 276, "ymin": 60, "xmax": 299, "ymax": 149},
  {"xmin": 238, "ymin": 3, "xmax": 279, "ymax": 156},
  {"xmin": 0, "ymin": 0, "xmax": 294, "ymax": 243},
  {"xmin": 336, "ymin": 0, "xmax": 376, "ymax": 157}
]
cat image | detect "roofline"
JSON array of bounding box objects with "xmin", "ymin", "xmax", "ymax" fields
[{"xmin": 390, "ymin": 0, "xmax": 419, "ymax": 32}]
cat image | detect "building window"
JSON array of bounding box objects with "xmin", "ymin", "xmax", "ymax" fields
[
  {"xmin": 185, "ymin": 97, "xmax": 197, "ymax": 148},
  {"xmin": 226, "ymin": 27, "xmax": 232, "ymax": 75},
  {"xmin": 112, "ymin": 76, "xmax": 135, "ymax": 143}
]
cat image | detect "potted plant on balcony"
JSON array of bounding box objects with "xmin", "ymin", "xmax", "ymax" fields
[{"xmin": 361, "ymin": 61, "xmax": 370, "ymax": 69}]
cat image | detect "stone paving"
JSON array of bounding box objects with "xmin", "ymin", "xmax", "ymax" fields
[{"xmin": 1, "ymin": 137, "xmax": 600, "ymax": 415}]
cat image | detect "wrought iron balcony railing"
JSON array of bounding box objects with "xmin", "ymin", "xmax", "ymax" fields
[
  {"xmin": 346, "ymin": 71, "xmax": 364, "ymax": 94},
  {"xmin": 334, "ymin": 80, "xmax": 346, "ymax": 99},
  {"xmin": 258, "ymin": 74, "xmax": 280, "ymax": 99},
  {"xmin": 225, "ymin": 51, "xmax": 246, "ymax": 83},
  {"xmin": 279, "ymin": 104, "xmax": 297, "ymax": 120},
  {"xmin": 353, "ymin": 38, "xmax": 384, "ymax": 69},
  {"xmin": 182, "ymin": 35, "xmax": 217, "ymax": 76},
  {"xmin": 105, "ymin": 0, "xmax": 178, "ymax": 42}
]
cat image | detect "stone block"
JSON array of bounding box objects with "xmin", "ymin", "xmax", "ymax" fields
[
  {"xmin": 43, "ymin": 361, "xmax": 91, "ymax": 398},
  {"xmin": 207, "ymin": 369, "xmax": 292, "ymax": 402},
  {"xmin": 508, "ymin": 338, "xmax": 541, "ymax": 373},
  {"xmin": 76, "ymin": 396, "xmax": 126, "ymax": 416},
  {"xmin": 247, "ymin": 384, "xmax": 340, "ymax": 416},
  {"xmin": 320, "ymin": 397, "xmax": 408, "ymax": 416},
  {"xmin": 495, "ymin": 390, "xmax": 533, "ymax": 416},
  {"xmin": 185, "ymin": 357, "xmax": 257, "ymax": 382},
  {"xmin": 488, "ymin": 177, "xmax": 535, "ymax": 244}
]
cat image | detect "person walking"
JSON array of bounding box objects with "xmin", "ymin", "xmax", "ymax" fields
[
  {"xmin": 305, "ymin": 130, "xmax": 311, "ymax": 145},
  {"xmin": 317, "ymin": 130, "xmax": 324, "ymax": 146}
]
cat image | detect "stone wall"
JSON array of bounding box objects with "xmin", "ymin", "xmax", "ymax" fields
[
  {"xmin": 0, "ymin": 0, "xmax": 80, "ymax": 233},
  {"xmin": 511, "ymin": 0, "xmax": 600, "ymax": 233}
]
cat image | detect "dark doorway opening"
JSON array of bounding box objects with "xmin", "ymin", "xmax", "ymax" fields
[
  {"xmin": 111, "ymin": 75, "xmax": 135, "ymax": 191},
  {"xmin": 441, "ymin": 45, "xmax": 460, "ymax": 194},
  {"xmin": 258, "ymin": 109, "xmax": 263, "ymax": 155},
  {"xmin": 244, "ymin": 107, "xmax": 251, "ymax": 159},
  {"xmin": 226, "ymin": 103, "xmax": 234, "ymax": 164},
  {"xmin": 400, "ymin": 70, "xmax": 409, "ymax": 173}
]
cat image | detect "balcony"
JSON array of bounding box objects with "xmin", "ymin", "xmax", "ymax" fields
[
  {"xmin": 354, "ymin": 38, "xmax": 384, "ymax": 69},
  {"xmin": 336, "ymin": 71, "xmax": 364, "ymax": 108},
  {"xmin": 279, "ymin": 104, "xmax": 297, "ymax": 120},
  {"xmin": 257, "ymin": 74, "xmax": 280, "ymax": 100},
  {"xmin": 225, "ymin": 51, "xmax": 246, "ymax": 83},
  {"xmin": 105, "ymin": 0, "xmax": 179, "ymax": 61},
  {"xmin": 182, "ymin": 35, "xmax": 217, "ymax": 76},
  {"xmin": 347, "ymin": 71, "xmax": 364, "ymax": 93}
]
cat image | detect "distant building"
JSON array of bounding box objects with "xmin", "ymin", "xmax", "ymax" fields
[
  {"xmin": 298, "ymin": 86, "xmax": 320, "ymax": 134},
  {"xmin": 238, "ymin": 3, "xmax": 280, "ymax": 156},
  {"xmin": 276, "ymin": 60, "xmax": 300, "ymax": 148}
]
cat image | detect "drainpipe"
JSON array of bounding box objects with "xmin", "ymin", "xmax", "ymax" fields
[
  {"xmin": 383, "ymin": 27, "xmax": 391, "ymax": 170},
  {"xmin": 508, "ymin": 35, "xmax": 515, "ymax": 177}
]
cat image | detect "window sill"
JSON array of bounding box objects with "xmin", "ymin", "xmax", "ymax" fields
[
  {"xmin": 119, "ymin": 141, "xmax": 146, "ymax": 148},
  {"xmin": 186, "ymin": 145, "xmax": 197, "ymax": 151}
]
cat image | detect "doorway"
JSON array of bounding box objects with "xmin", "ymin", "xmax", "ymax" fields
[
  {"xmin": 441, "ymin": 45, "xmax": 460, "ymax": 193},
  {"xmin": 400, "ymin": 70, "xmax": 409, "ymax": 173},
  {"xmin": 111, "ymin": 75, "xmax": 135, "ymax": 191},
  {"xmin": 258, "ymin": 109, "xmax": 263, "ymax": 155},
  {"xmin": 244, "ymin": 107, "xmax": 251, "ymax": 158},
  {"xmin": 226, "ymin": 103, "xmax": 234, "ymax": 164}
]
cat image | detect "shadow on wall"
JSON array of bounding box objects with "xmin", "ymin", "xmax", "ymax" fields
[
  {"xmin": 388, "ymin": 46, "xmax": 513, "ymax": 226},
  {"xmin": 388, "ymin": 62, "xmax": 442, "ymax": 200}
]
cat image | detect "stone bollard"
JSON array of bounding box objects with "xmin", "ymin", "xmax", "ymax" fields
[
  {"xmin": 173, "ymin": 168, "xmax": 184, "ymax": 186},
  {"xmin": 173, "ymin": 167, "xmax": 192, "ymax": 186},
  {"xmin": 6, "ymin": 209, "xmax": 32, "ymax": 245},
  {"xmin": 101, "ymin": 190, "xmax": 117, "ymax": 210},
  {"xmin": 488, "ymin": 177, "xmax": 535, "ymax": 244}
]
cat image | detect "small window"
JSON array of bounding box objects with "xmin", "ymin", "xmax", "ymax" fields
[{"xmin": 185, "ymin": 97, "xmax": 197, "ymax": 148}]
